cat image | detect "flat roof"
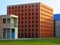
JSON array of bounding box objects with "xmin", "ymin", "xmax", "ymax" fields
[
  {"xmin": 0, "ymin": 14, "xmax": 18, "ymax": 18},
  {"xmin": 7, "ymin": 2, "xmax": 40, "ymax": 7}
]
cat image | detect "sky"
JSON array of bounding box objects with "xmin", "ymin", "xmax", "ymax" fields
[{"xmin": 0, "ymin": 0, "xmax": 60, "ymax": 15}]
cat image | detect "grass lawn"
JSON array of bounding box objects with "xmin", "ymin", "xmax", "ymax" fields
[{"xmin": 0, "ymin": 38, "xmax": 60, "ymax": 45}]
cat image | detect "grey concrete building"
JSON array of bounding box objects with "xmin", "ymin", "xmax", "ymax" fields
[
  {"xmin": 0, "ymin": 14, "xmax": 18, "ymax": 39},
  {"xmin": 54, "ymin": 14, "xmax": 60, "ymax": 37}
]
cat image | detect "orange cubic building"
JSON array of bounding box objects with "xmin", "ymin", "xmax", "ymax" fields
[{"xmin": 7, "ymin": 2, "xmax": 54, "ymax": 38}]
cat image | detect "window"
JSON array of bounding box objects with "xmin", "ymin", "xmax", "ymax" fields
[
  {"xmin": 12, "ymin": 7, "xmax": 14, "ymax": 9},
  {"xmin": 22, "ymin": 29, "xmax": 23, "ymax": 31},
  {"xmin": 18, "ymin": 10, "xmax": 20, "ymax": 12},
  {"xmin": 28, "ymin": 9, "xmax": 30, "ymax": 12},
  {"xmin": 32, "ymin": 25, "xmax": 34, "ymax": 27},
  {"xmin": 22, "ymin": 6, "xmax": 23, "ymax": 8},
  {"xmin": 32, "ymin": 9, "xmax": 34, "ymax": 11},
  {"xmin": 25, "ymin": 21, "xmax": 27, "ymax": 23},
  {"xmin": 28, "ymin": 13, "xmax": 30, "ymax": 15},
  {"xmin": 7, "ymin": 28, "xmax": 10, "ymax": 30},
  {"xmin": 3, "ymin": 18, "xmax": 6, "ymax": 23},
  {"xmin": 18, "ymin": 21, "xmax": 20, "ymax": 24},
  {"xmin": 25, "ymin": 9, "xmax": 27, "ymax": 12},
  {"xmin": 25, "ymin": 17, "xmax": 27, "ymax": 19},
  {"xmin": 3, "ymin": 28, "xmax": 10, "ymax": 39},
  {"xmin": 25, "ymin": 13, "xmax": 27, "ymax": 16},
  {"xmin": 28, "ymin": 33, "xmax": 30, "ymax": 37},
  {"xmin": 32, "ymin": 17, "xmax": 34, "ymax": 19},
  {"xmin": 32, "ymin": 5, "xmax": 34, "ymax": 7},
  {"xmin": 21, "ymin": 33, "xmax": 23, "ymax": 37},
  {"xmin": 32, "ymin": 13, "xmax": 34, "ymax": 15},
  {"xmin": 18, "ymin": 29, "xmax": 20, "ymax": 31},
  {"xmin": 32, "ymin": 29, "xmax": 34, "ymax": 31},
  {"xmin": 22, "ymin": 10, "xmax": 23, "ymax": 12},
  {"xmin": 36, "ymin": 9, "xmax": 38, "ymax": 11},
  {"xmin": 36, "ymin": 25, "xmax": 38, "ymax": 27},
  {"xmin": 22, "ymin": 17, "xmax": 23, "ymax": 19},
  {"xmin": 36, "ymin": 4, "xmax": 38, "ymax": 7},
  {"xmin": 22, "ymin": 21, "xmax": 23, "ymax": 24},
  {"xmin": 32, "ymin": 21, "xmax": 34, "ymax": 23},
  {"xmin": 9, "ymin": 7, "xmax": 10, "ymax": 9},
  {"xmin": 18, "ymin": 6, "xmax": 20, "ymax": 8},
  {"xmin": 36, "ymin": 17, "xmax": 38, "ymax": 19},
  {"xmin": 36, "ymin": 21, "xmax": 38, "ymax": 23},
  {"xmin": 7, "ymin": 18, "xmax": 10, "ymax": 23},
  {"xmin": 28, "ymin": 17, "xmax": 30, "ymax": 19},
  {"xmin": 28, "ymin": 25, "xmax": 30, "ymax": 27},
  {"xmin": 25, "ymin": 25, "xmax": 27, "ymax": 27},
  {"xmin": 25, "ymin": 29, "xmax": 27, "ymax": 31},
  {"xmin": 25, "ymin": 6, "xmax": 27, "ymax": 8},
  {"xmin": 18, "ymin": 17, "xmax": 20, "ymax": 20},
  {"xmin": 3, "ymin": 28, "xmax": 6, "ymax": 39},
  {"xmin": 3, "ymin": 28, "xmax": 6, "ymax": 31},
  {"xmin": 25, "ymin": 33, "xmax": 27, "ymax": 37},
  {"xmin": 18, "ymin": 25, "xmax": 20, "ymax": 27},
  {"xmin": 29, "ymin": 5, "xmax": 30, "ymax": 7},
  {"xmin": 22, "ymin": 25, "xmax": 23, "ymax": 27},
  {"xmin": 18, "ymin": 14, "xmax": 20, "ymax": 16},
  {"xmin": 15, "ymin": 7, "xmax": 17, "ymax": 8},
  {"xmin": 32, "ymin": 33, "xmax": 34, "ymax": 38},
  {"xmin": 28, "ymin": 29, "xmax": 30, "ymax": 31},
  {"xmin": 28, "ymin": 21, "xmax": 30, "ymax": 23},
  {"xmin": 36, "ymin": 29, "xmax": 38, "ymax": 31},
  {"xmin": 36, "ymin": 33, "xmax": 38, "ymax": 37},
  {"xmin": 36, "ymin": 12, "xmax": 38, "ymax": 15}
]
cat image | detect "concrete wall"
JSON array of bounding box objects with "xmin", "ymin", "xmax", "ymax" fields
[
  {"xmin": 0, "ymin": 15, "xmax": 18, "ymax": 39},
  {"xmin": 55, "ymin": 20, "xmax": 60, "ymax": 37}
]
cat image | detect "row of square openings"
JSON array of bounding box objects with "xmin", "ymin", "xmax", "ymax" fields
[
  {"xmin": 18, "ymin": 33, "xmax": 38, "ymax": 38},
  {"xmin": 8, "ymin": 8, "xmax": 38, "ymax": 12},
  {"xmin": 8, "ymin": 4, "xmax": 38, "ymax": 9},
  {"xmin": 18, "ymin": 13, "xmax": 38, "ymax": 16},
  {"xmin": 18, "ymin": 25, "xmax": 38, "ymax": 27},
  {"xmin": 18, "ymin": 21, "xmax": 38, "ymax": 24},
  {"xmin": 18, "ymin": 17, "xmax": 38, "ymax": 20},
  {"xmin": 18, "ymin": 29, "xmax": 38, "ymax": 32}
]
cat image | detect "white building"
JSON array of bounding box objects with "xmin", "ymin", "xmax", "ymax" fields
[{"xmin": 0, "ymin": 14, "xmax": 18, "ymax": 39}]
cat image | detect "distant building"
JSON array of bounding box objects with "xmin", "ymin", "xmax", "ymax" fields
[
  {"xmin": 54, "ymin": 14, "xmax": 60, "ymax": 37},
  {"xmin": 7, "ymin": 2, "xmax": 54, "ymax": 38},
  {"xmin": 0, "ymin": 14, "xmax": 18, "ymax": 39}
]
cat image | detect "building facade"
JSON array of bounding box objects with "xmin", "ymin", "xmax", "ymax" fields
[
  {"xmin": 54, "ymin": 14, "xmax": 60, "ymax": 37},
  {"xmin": 7, "ymin": 2, "xmax": 54, "ymax": 38},
  {"xmin": 0, "ymin": 14, "xmax": 18, "ymax": 39}
]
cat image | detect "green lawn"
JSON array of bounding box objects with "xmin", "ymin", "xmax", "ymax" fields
[{"xmin": 0, "ymin": 38, "xmax": 60, "ymax": 45}]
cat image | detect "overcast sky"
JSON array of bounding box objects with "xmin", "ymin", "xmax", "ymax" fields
[{"xmin": 0, "ymin": 0, "xmax": 60, "ymax": 15}]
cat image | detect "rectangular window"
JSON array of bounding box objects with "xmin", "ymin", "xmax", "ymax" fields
[
  {"xmin": 7, "ymin": 28, "xmax": 10, "ymax": 39},
  {"xmin": 7, "ymin": 18, "xmax": 10, "ymax": 23},
  {"xmin": 32, "ymin": 33, "xmax": 34, "ymax": 38},
  {"xmin": 3, "ymin": 18, "xmax": 6, "ymax": 23},
  {"xmin": 36, "ymin": 33, "xmax": 38, "ymax": 38},
  {"xmin": 12, "ymin": 7, "xmax": 14, "ymax": 9},
  {"xmin": 3, "ymin": 28, "xmax": 6, "ymax": 39},
  {"xmin": 9, "ymin": 7, "xmax": 11, "ymax": 9}
]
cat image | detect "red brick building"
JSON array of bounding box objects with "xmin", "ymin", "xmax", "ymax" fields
[{"xmin": 7, "ymin": 2, "xmax": 54, "ymax": 38}]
